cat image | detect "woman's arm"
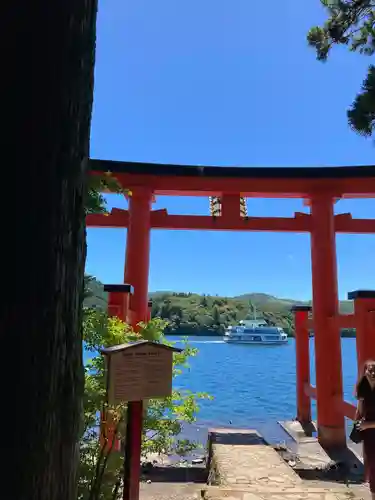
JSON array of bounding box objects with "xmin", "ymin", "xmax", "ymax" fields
[
  {"xmin": 355, "ymin": 399, "xmax": 364, "ymax": 420},
  {"xmin": 359, "ymin": 421, "xmax": 375, "ymax": 430}
]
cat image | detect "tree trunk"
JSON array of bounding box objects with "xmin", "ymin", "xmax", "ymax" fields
[{"xmin": 2, "ymin": 0, "xmax": 98, "ymax": 498}]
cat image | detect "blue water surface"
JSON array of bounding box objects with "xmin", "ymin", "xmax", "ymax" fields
[
  {"xmin": 84, "ymin": 337, "xmax": 359, "ymax": 444},
  {"xmin": 167, "ymin": 337, "xmax": 358, "ymax": 442}
]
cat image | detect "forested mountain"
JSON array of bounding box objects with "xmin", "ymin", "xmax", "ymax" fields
[{"xmin": 85, "ymin": 275, "xmax": 354, "ymax": 336}]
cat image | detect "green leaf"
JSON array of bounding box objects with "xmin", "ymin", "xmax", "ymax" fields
[{"xmin": 79, "ymin": 284, "xmax": 212, "ymax": 499}]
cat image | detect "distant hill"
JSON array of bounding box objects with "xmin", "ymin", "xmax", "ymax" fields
[
  {"xmin": 234, "ymin": 293, "xmax": 303, "ymax": 311},
  {"xmin": 84, "ymin": 276, "xmax": 354, "ymax": 336},
  {"xmin": 233, "ymin": 293, "xmax": 353, "ymax": 314},
  {"xmin": 337, "ymin": 300, "xmax": 354, "ymax": 314}
]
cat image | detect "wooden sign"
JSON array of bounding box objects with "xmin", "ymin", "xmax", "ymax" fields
[{"xmin": 101, "ymin": 341, "xmax": 182, "ymax": 404}]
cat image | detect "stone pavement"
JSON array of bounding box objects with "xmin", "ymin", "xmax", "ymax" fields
[
  {"xmin": 139, "ymin": 427, "xmax": 371, "ymax": 500},
  {"xmin": 205, "ymin": 428, "xmax": 370, "ymax": 500},
  {"xmin": 139, "ymin": 483, "xmax": 370, "ymax": 500},
  {"xmin": 208, "ymin": 428, "xmax": 301, "ymax": 488},
  {"xmin": 140, "ymin": 482, "xmax": 201, "ymax": 500},
  {"xmin": 202, "ymin": 485, "xmax": 366, "ymax": 499}
]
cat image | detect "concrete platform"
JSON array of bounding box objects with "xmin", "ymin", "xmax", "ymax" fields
[{"xmin": 279, "ymin": 420, "xmax": 363, "ymax": 471}]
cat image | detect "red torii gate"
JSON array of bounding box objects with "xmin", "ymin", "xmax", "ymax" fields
[
  {"xmin": 87, "ymin": 159, "xmax": 375, "ymax": 498},
  {"xmin": 293, "ymin": 291, "xmax": 375, "ymax": 429}
]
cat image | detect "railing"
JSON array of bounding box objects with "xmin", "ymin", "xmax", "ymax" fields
[
  {"xmin": 306, "ymin": 314, "xmax": 357, "ymax": 330},
  {"xmin": 303, "ymin": 383, "xmax": 356, "ymax": 421}
]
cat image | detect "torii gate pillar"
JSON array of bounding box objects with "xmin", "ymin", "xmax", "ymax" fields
[
  {"xmin": 124, "ymin": 187, "xmax": 152, "ymax": 325},
  {"xmin": 310, "ymin": 194, "xmax": 345, "ymax": 448},
  {"xmin": 123, "ymin": 187, "xmax": 152, "ymax": 500},
  {"xmin": 349, "ymin": 290, "xmax": 375, "ymax": 371}
]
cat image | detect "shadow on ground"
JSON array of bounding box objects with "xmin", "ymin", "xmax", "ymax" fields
[
  {"xmin": 210, "ymin": 432, "xmax": 266, "ymax": 446},
  {"xmin": 142, "ymin": 465, "xmax": 208, "ymax": 483}
]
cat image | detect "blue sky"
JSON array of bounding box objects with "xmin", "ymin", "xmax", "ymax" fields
[{"xmin": 87, "ymin": 0, "xmax": 375, "ymax": 301}]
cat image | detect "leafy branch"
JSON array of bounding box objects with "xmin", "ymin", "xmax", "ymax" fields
[
  {"xmin": 308, "ymin": 0, "xmax": 375, "ymax": 60},
  {"xmin": 348, "ymin": 64, "xmax": 375, "ymax": 134},
  {"xmin": 86, "ymin": 171, "xmax": 127, "ymax": 215},
  {"xmin": 308, "ymin": 0, "xmax": 375, "ymax": 137},
  {"xmin": 79, "ymin": 300, "xmax": 212, "ymax": 499}
]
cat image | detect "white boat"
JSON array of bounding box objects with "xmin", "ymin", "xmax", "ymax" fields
[{"xmin": 224, "ymin": 318, "xmax": 288, "ymax": 345}]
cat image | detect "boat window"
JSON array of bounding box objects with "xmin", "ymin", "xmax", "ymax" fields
[{"xmin": 253, "ymin": 336, "xmax": 262, "ymax": 341}]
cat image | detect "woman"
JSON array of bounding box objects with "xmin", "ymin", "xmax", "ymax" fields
[{"xmin": 356, "ymin": 359, "xmax": 375, "ymax": 500}]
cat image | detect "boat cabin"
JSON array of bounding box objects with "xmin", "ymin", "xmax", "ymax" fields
[{"xmin": 239, "ymin": 319, "xmax": 268, "ymax": 328}]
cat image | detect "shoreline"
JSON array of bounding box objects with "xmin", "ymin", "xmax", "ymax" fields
[
  {"xmin": 146, "ymin": 418, "xmax": 358, "ymax": 464},
  {"xmin": 165, "ymin": 332, "xmax": 357, "ymax": 338}
]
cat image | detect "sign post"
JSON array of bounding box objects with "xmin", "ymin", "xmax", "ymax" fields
[{"xmin": 101, "ymin": 340, "xmax": 182, "ymax": 500}]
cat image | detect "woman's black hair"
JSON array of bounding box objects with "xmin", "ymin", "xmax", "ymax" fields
[{"xmin": 356, "ymin": 359, "xmax": 375, "ymax": 399}]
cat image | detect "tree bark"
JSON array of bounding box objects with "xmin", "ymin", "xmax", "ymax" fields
[{"xmin": 2, "ymin": 0, "xmax": 98, "ymax": 498}]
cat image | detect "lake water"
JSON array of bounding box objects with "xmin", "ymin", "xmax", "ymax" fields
[{"xmin": 168, "ymin": 336, "xmax": 359, "ymax": 444}]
